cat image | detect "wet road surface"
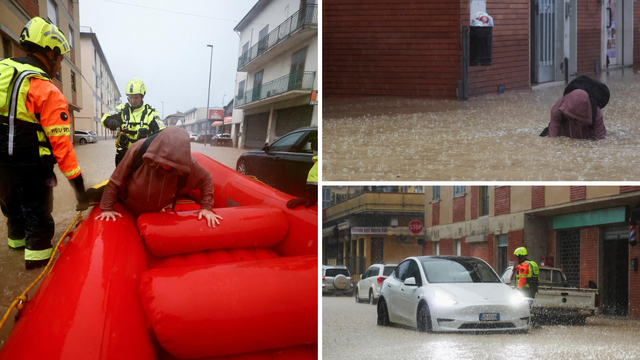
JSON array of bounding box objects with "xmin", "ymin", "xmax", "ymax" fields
[
  {"xmin": 0, "ymin": 138, "xmax": 246, "ymax": 348},
  {"xmin": 323, "ymin": 67, "xmax": 640, "ymax": 181},
  {"xmin": 323, "ymin": 296, "xmax": 640, "ymax": 360}
]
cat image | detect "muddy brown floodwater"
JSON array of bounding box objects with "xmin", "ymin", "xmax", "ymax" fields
[
  {"xmin": 323, "ymin": 67, "xmax": 640, "ymax": 181},
  {"xmin": 323, "ymin": 296, "xmax": 640, "ymax": 360},
  {"xmin": 0, "ymin": 138, "xmax": 245, "ymax": 348}
]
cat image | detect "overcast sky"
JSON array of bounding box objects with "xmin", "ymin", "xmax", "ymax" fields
[{"xmin": 79, "ymin": 0, "xmax": 259, "ymax": 118}]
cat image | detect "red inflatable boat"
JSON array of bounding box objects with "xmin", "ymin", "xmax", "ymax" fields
[{"xmin": 0, "ymin": 153, "xmax": 318, "ymax": 360}]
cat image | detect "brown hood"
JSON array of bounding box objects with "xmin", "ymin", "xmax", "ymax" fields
[
  {"xmin": 559, "ymin": 89, "xmax": 592, "ymax": 125},
  {"xmin": 142, "ymin": 127, "xmax": 192, "ymax": 174}
]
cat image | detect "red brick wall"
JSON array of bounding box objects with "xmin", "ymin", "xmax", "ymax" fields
[
  {"xmin": 432, "ymin": 202, "xmax": 440, "ymax": 226},
  {"xmin": 570, "ymin": 186, "xmax": 586, "ymax": 201},
  {"xmin": 577, "ymin": 2, "xmax": 602, "ymax": 74},
  {"xmin": 487, "ymin": 234, "xmax": 495, "ymax": 266},
  {"xmin": 621, "ymin": 186, "xmax": 640, "ymax": 194},
  {"xmin": 630, "ymin": 236, "xmax": 640, "ymax": 319},
  {"xmin": 494, "ymin": 186, "xmax": 510, "ymax": 215},
  {"xmin": 508, "ymin": 230, "xmax": 524, "ymax": 263},
  {"xmin": 580, "ymin": 227, "xmax": 598, "ymax": 289},
  {"xmin": 323, "ymin": 0, "xmax": 461, "ymax": 99},
  {"xmin": 461, "ymin": 0, "xmax": 530, "ymax": 97},
  {"xmin": 453, "ymin": 196, "xmax": 465, "ymax": 223},
  {"xmin": 464, "ymin": 240, "xmax": 491, "ymax": 265},
  {"xmin": 423, "ymin": 241, "xmax": 434, "ymax": 256},
  {"xmin": 532, "ymin": 186, "xmax": 545, "ymax": 209},
  {"xmin": 470, "ymin": 186, "xmax": 478, "ymax": 219},
  {"xmin": 16, "ymin": 0, "xmax": 39, "ymax": 18},
  {"xmin": 439, "ymin": 238, "xmax": 453, "ymax": 255}
]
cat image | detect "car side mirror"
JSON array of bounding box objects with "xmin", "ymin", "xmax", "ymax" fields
[
  {"xmin": 262, "ymin": 143, "xmax": 270, "ymax": 152},
  {"xmin": 404, "ymin": 277, "xmax": 418, "ymax": 286}
]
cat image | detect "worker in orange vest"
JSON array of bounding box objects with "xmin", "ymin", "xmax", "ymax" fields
[{"xmin": 0, "ymin": 17, "xmax": 87, "ymax": 269}]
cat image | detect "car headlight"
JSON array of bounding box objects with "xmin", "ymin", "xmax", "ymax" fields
[
  {"xmin": 511, "ymin": 292, "xmax": 528, "ymax": 305},
  {"xmin": 433, "ymin": 292, "xmax": 458, "ymax": 307}
]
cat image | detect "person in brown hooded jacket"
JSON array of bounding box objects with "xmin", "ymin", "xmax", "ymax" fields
[
  {"xmin": 96, "ymin": 127, "xmax": 222, "ymax": 227},
  {"xmin": 549, "ymin": 89, "xmax": 607, "ymax": 140}
]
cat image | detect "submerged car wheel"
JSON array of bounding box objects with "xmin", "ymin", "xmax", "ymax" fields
[
  {"xmin": 236, "ymin": 160, "xmax": 247, "ymax": 175},
  {"xmin": 377, "ymin": 298, "xmax": 390, "ymax": 326},
  {"xmin": 355, "ymin": 289, "xmax": 361, "ymax": 303},
  {"xmin": 417, "ymin": 301, "xmax": 432, "ymax": 333},
  {"xmin": 79, "ymin": 138, "xmax": 87, "ymax": 145},
  {"xmin": 369, "ymin": 289, "xmax": 375, "ymax": 305}
]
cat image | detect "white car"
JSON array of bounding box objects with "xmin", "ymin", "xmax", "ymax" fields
[
  {"xmin": 377, "ymin": 256, "xmax": 530, "ymax": 332},
  {"xmin": 356, "ymin": 263, "xmax": 397, "ymax": 305}
]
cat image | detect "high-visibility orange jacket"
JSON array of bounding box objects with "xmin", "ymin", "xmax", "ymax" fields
[
  {"xmin": 0, "ymin": 57, "xmax": 81, "ymax": 179},
  {"xmin": 515, "ymin": 260, "xmax": 539, "ymax": 290}
]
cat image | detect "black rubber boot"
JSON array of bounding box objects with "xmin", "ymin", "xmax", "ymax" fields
[{"xmin": 25, "ymin": 258, "xmax": 49, "ymax": 270}]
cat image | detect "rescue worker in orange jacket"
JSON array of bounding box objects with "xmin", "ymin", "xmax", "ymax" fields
[
  {"xmin": 0, "ymin": 17, "xmax": 87, "ymax": 269},
  {"xmin": 514, "ymin": 247, "xmax": 539, "ymax": 299}
]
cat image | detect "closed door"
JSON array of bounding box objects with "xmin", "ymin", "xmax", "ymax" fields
[
  {"xmin": 534, "ymin": 0, "xmax": 556, "ymax": 83},
  {"xmin": 603, "ymin": 0, "xmax": 633, "ymax": 68}
]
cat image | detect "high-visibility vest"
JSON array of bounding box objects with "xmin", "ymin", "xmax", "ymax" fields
[
  {"xmin": 101, "ymin": 102, "xmax": 165, "ymax": 150},
  {"xmin": 515, "ymin": 260, "xmax": 539, "ymax": 288},
  {"xmin": 307, "ymin": 156, "xmax": 318, "ymax": 185},
  {"xmin": 0, "ymin": 59, "xmax": 58, "ymax": 164}
]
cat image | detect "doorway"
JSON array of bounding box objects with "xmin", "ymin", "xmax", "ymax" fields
[
  {"xmin": 532, "ymin": 0, "xmax": 556, "ymax": 83},
  {"xmin": 601, "ymin": 226, "xmax": 629, "ymax": 316},
  {"xmin": 602, "ymin": 0, "xmax": 633, "ymax": 68}
]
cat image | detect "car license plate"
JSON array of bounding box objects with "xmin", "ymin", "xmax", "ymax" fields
[{"xmin": 480, "ymin": 313, "xmax": 499, "ymax": 321}]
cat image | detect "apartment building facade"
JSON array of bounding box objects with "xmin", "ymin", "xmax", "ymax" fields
[
  {"xmin": 75, "ymin": 28, "xmax": 120, "ymax": 138},
  {"xmin": 324, "ymin": 0, "xmax": 638, "ymax": 99},
  {"xmin": 181, "ymin": 107, "xmax": 224, "ymax": 135},
  {"xmin": 322, "ymin": 186, "xmax": 426, "ymax": 282},
  {"xmin": 425, "ymin": 185, "xmax": 640, "ymax": 319},
  {"xmin": 1, "ymin": 0, "xmax": 84, "ymax": 138},
  {"xmin": 233, "ymin": 0, "xmax": 318, "ymax": 149}
]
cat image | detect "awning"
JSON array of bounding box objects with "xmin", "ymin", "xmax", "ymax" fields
[
  {"xmin": 322, "ymin": 227, "xmax": 335, "ymax": 237},
  {"xmin": 212, "ymin": 116, "xmax": 233, "ymax": 127},
  {"xmin": 387, "ymin": 226, "xmax": 424, "ymax": 236}
]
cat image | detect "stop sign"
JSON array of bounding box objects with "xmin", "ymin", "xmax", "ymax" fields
[{"xmin": 409, "ymin": 220, "xmax": 423, "ymax": 235}]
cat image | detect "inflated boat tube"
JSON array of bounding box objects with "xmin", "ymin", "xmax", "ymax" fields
[
  {"xmin": 158, "ymin": 343, "xmax": 317, "ymax": 360},
  {"xmin": 147, "ymin": 247, "xmax": 280, "ymax": 269},
  {"xmin": 140, "ymin": 255, "xmax": 317, "ymax": 359},
  {"xmin": 138, "ymin": 205, "xmax": 290, "ymax": 257},
  {"xmin": 0, "ymin": 204, "xmax": 155, "ymax": 360}
]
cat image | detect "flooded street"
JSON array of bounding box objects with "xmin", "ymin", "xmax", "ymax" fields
[
  {"xmin": 323, "ymin": 67, "xmax": 640, "ymax": 181},
  {"xmin": 323, "ymin": 296, "xmax": 640, "ymax": 359},
  {"xmin": 0, "ymin": 138, "xmax": 245, "ymax": 348}
]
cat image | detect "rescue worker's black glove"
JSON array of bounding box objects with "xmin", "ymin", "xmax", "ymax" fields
[
  {"xmin": 286, "ymin": 185, "xmax": 317, "ymax": 209},
  {"xmin": 137, "ymin": 127, "xmax": 150, "ymax": 139},
  {"xmin": 69, "ymin": 174, "xmax": 89, "ymax": 211},
  {"xmin": 103, "ymin": 116, "xmax": 122, "ymax": 131}
]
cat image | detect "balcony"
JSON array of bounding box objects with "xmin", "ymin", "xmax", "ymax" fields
[
  {"xmin": 234, "ymin": 71, "xmax": 315, "ymax": 109},
  {"xmin": 324, "ymin": 192, "xmax": 426, "ymax": 223},
  {"xmin": 237, "ymin": 4, "xmax": 318, "ymax": 72}
]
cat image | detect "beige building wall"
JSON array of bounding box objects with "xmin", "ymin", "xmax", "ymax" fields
[
  {"xmin": 511, "ymin": 186, "xmax": 532, "ymax": 213},
  {"xmin": 586, "ymin": 186, "xmax": 620, "ymax": 199},
  {"xmin": 383, "ymin": 237, "xmax": 422, "ymax": 263},
  {"xmin": 545, "ymin": 187, "xmax": 571, "ymax": 206},
  {"xmin": 426, "ymin": 186, "xmax": 434, "ymax": 227},
  {"xmin": 440, "ymin": 186, "xmax": 454, "ymax": 225},
  {"xmin": 489, "ymin": 186, "xmax": 495, "ymax": 216},
  {"xmin": 465, "ymin": 186, "xmax": 472, "ymax": 220}
]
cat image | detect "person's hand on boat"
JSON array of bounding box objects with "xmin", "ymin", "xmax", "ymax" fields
[
  {"xmin": 95, "ymin": 211, "xmax": 123, "ymax": 221},
  {"xmin": 198, "ymin": 209, "xmax": 222, "ymax": 228}
]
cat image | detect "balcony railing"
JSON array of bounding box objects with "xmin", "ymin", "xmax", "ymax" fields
[
  {"xmin": 237, "ymin": 4, "xmax": 318, "ymax": 70},
  {"xmin": 235, "ymin": 71, "xmax": 315, "ymax": 107}
]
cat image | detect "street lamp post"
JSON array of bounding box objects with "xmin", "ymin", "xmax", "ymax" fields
[{"xmin": 205, "ymin": 44, "xmax": 214, "ymax": 146}]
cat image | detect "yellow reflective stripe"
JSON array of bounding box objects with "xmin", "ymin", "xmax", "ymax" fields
[
  {"xmin": 63, "ymin": 166, "xmax": 81, "ymax": 178},
  {"xmin": 25, "ymin": 247, "xmax": 53, "ymax": 261},
  {"xmin": 37, "ymin": 131, "xmax": 46, "ymax": 142},
  {"xmin": 43, "ymin": 125, "xmax": 71, "ymax": 137},
  {"xmin": 307, "ymin": 162, "xmax": 318, "ymax": 184},
  {"xmin": 92, "ymin": 180, "xmax": 109, "ymax": 189},
  {"xmin": 39, "ymin": 146, "xmax": 52, "ymax": 157},
  {"xmin": 8, "ymin": 237, "xmax": 26, "ymax": 248}
]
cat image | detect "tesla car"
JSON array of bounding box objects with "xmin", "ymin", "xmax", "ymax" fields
[
  {"xmin": 236, "ymin": 126, "xmax": 317, "ymax": 197},
  {"xmin": 377, "ymin": 256, "xmax": 530, "ymax": 333}
]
